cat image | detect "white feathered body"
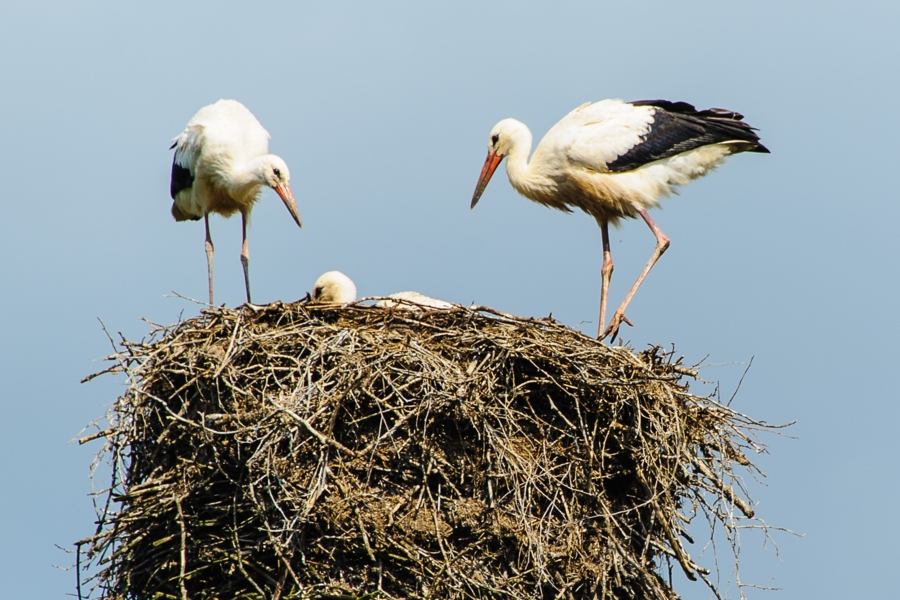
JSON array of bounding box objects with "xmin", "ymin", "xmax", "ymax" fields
[
  {"xmin": 171, "ymin": 99, "xmax": 274, "ymax": 221},
  {"xmin": 499, "ymin": 99, "xmax": 755, "ymax": 225},
  {"xmin": 376, "ymin": 291, "xmax": 455, "ymax": 310}
]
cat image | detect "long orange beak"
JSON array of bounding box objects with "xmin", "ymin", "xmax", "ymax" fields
[
  {"xmin": 274, "ymin": 182, "xmax": 302, "ymax": 228},
  {"xmin": 470, "ymin": 151, "xmax": 504, "ymax": 209}
]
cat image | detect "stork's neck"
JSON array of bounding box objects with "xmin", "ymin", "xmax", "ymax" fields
[
  {"xmin": 503, "ymin": 126, "xmax": 549, "ymax": 200},
  {"xmin": 224, "ymin": 155, "xmax": 271, "ymax": 195}
]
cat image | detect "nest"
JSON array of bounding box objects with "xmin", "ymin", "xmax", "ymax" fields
[{"xmin": 79, "ymin": 301, "xmax": 776, "ymax": 600}]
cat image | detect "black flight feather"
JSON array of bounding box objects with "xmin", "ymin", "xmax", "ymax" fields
[
  {"xmin": 169, "ymin": 153, "xmax": 194, "ymax": 200},
  {"xmin": 606, "ymin": 100, "xmax": 769, "ymax": 173}
]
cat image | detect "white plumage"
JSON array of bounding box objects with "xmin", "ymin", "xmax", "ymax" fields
[
  {"xmin": 471, "ymin": 98, "xmax": 768, "ymax": 340},
  {"xmin": 312, "ymin": 271, "xmax": 357, "ymax": 304},
  {"xmin": 376, "ymin": 291, "xmax": 455, "ymax": 310},
  {"xmin": 309, "ymin": 272, "xmax": 453, "ymax": 310},
  {"xmin": 170, "ymin": 99, "xmax": 302, "ymax": 305}
]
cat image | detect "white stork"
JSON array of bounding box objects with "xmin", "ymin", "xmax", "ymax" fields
[
  {"xmin": 310, "ymin": 271, "xmax": 453, "ymax": 310},
  {"xmin": 312, "ymin": 271, "xmax": 358, "ymax": 304},
  {"xmin": 471, "ymin": 99, "xmax": 768, "ymax": 341},
  {"xmin": 170, "ymin": 99, "xmax": 302, "ymax": 306},
  {"xmin": 375, "ymin": 291, "xmax": 455, "ymax": 310}
]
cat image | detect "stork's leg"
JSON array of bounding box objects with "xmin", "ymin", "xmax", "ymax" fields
[
  {"xmin": 240, "ymin": 211, "xmax": 252, "ymax": 304},
  {"xmin": 204, "ymin": 211, "xmax": 215, "ymax": 306},
  {"xmin": 602, "ymin": 209, "xmax": 670, "ymax": 342},
  {"xmin": 597, "ymin": 218, "xmax": 614, "ymax": 339}
]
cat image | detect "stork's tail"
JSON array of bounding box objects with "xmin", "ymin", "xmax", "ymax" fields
[{"xmin": 171, "ymin": 202, "xmax": 201, "ymax": 222}]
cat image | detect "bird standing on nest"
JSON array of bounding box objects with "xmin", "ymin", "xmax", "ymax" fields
[
  {"xmin": 471, "ymin": 99, "xmax": 768, "ymax": 341},
  {"xmin": 170, "ymin": 99, "xmax": 303, "ymax": 306}
]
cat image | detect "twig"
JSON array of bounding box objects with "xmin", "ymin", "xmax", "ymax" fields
[
  {"xmin": 78, "ymin": 428, "xmax": 112, "ymax": 445},
  {"xmin": 694, "ymin": 458, "xmax": 755, "ymax": 518},
  {"xmin": 278, "ymin": 407, "xmax": 356, "ymax": 457},
  {"xmin": 174, "ymin": 495, "xmax": 188, "ymax": 600},
  {"xmin": 75, "ymin": 541, "xmax": 83, "ymax": 600}
]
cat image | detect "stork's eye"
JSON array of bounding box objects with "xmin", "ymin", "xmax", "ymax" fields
[
  {"xmin": 491, "ymin": 134, "xmax": 500, "ymax": 145},
  {"xmin": 273, "ymin": 168, "xmax": 281, "ymax": 178},
  {"xmin": 314, "ymin": 286, "xmax": 323, "ymax": 299}
]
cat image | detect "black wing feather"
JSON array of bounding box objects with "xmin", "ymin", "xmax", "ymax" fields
[
  {"xmin": 169, "ymin": 153, "xmax": 194, "ymax": 200},
  {"xmin": 606, "ymin": 99, "xmax": 769, "ymax": 173}
]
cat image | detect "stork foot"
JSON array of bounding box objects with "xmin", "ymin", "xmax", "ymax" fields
[{"xmin": 600, "ymin": 313, "xmax": 634, "ymax": 342}]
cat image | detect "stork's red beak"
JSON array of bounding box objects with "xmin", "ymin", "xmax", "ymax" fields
[
  {"xmin": 471, "ymin": 151, "xmax": 504, "ymax": 209},
  {"xmin": 275, "ymin": 182, "xmax": 302, "ymax": 228}
]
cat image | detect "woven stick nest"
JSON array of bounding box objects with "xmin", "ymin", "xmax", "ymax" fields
[{"xmin": 79, "ymin": 300, "xmax": 776, "ymax": 600}]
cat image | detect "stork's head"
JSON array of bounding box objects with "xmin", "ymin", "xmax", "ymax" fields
[
  {"xmin": 471, "ymin": 118, "xmax": 530, "ymax": 209},
  {"xmin": 312, "ymin": 271, "xmax": 357, "ymax": 304},
  {"xmin": 487, "ymin": 118, "xmax": 531, "ymax": 157},
  {"xmin": 258, "ymin": 155, "xmax": 302, "ymax": 229}
]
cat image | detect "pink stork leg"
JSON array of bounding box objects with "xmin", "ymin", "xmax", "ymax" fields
[
  {"xmin": 602, "ymin": 209, "xmax": 670, "ymax": 342},
  {"xmin": 204, "ymin": 211, "xmax": 215, "ymax": 306},
  {"xmin": 596, "ymin": 218, "xmax": 614, "ymax": 339},
  {"xmin": 240, "ymin": 211, "xmax": 252, "ymax": 304}
]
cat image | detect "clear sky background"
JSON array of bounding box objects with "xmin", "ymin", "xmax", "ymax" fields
[{"xmin": 1, "ymin": 1, "xmax": 897, "ymax": 597}]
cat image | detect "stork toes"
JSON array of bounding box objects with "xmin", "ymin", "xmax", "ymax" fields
[{"xmin": 601, "ymin": 313, "xmax": 634, "ymax": 342}]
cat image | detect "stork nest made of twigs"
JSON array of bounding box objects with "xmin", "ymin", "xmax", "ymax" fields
[{"xmin": 77, "ymin": 299, "xmax": 778, "ymax": 600}]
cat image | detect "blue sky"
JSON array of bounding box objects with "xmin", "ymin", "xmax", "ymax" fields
[{"xmin": 1, "ymin": 1, "xmax": 897, "ymax": 597}]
